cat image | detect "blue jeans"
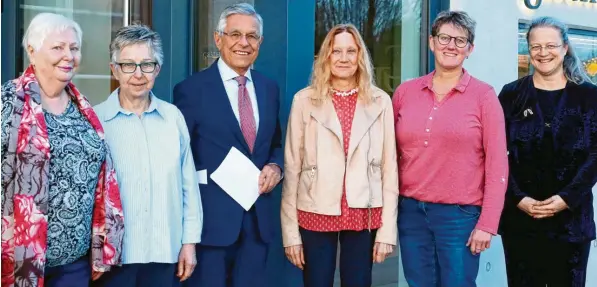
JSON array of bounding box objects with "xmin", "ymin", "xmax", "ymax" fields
[{"xmin": 398, "ymin": 196, "xmax": 481, "ymax": 287}]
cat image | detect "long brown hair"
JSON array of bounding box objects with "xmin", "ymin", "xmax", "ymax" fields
[
  {"xmin": 527, "ymin": 16, "xmax": 592, "ymax": 84},
  {"xmin": 309, "ymin": 23, "xmax": 376, "ymax": 105}
]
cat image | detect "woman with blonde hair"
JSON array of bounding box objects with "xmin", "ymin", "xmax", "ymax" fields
[{"xmin": 281, "ymin": 23, "xmax": 398, "ymax": 287}]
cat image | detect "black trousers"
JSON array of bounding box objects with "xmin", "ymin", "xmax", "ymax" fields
[
  {"xmin": 299, "ymin": 228, "xmax": 377, "ymax": 287},
  {"xmin": 502, "ymin": 235, "xmax": 591, "ymax": 287}
]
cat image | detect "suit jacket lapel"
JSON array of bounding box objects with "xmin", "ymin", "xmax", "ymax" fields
[
  {"xmin": 207, "ymin": 62, "xmax": 250, "ymax": 154},
  {"xmin": 551, "ymin": 82, "xmax": 575, "ymax": 150},
  {"xmin": 253, "ymin": 73, "xmax": 268, "ymax": 151}
]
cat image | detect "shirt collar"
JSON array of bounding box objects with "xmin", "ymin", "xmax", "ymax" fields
[
  {"xmin": 104, "ymin": 88, "xmax": 163, "ymax": 121},
  {"xmin": 420, "ymin": 68, "xmax": 472, "ymax": 93},
  {"xmin": 217, "ymin": 57, "xmax": 253, "ymax": 83}
]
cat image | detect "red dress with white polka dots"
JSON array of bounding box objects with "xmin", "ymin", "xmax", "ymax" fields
[{"xmin": 297, "ymin": 91, "xmax": 383, "ymax": 232}]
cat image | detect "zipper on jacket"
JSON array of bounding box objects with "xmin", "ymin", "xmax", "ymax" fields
[
  {"xmin": 367, "ymin": 132, "xmax": 373, "ymax": 233},
  {"xmin": 300, "ymin": 165, "xmax": 317, "ymax": 192},
  {"xmin": 301, "ymin": 165, "xmax": 317, "ymax": 179}
]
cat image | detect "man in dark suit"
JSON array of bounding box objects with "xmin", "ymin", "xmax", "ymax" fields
[{"xmin": 173, "ymin": 3, "xmax": 283, "ymax": 287}]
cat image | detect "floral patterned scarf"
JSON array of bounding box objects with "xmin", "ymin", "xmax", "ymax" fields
[{"xmin": 1, "ymin": 65, "xmax": 124, "ymax": 287}]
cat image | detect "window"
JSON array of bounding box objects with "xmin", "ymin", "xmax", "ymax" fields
[
  {"xmin": 315, "ymin": 0, "xmax": 424, "ymax": 94},
  {"xmin": 193, "ymin": 0, "xmax": 254, "ymax": 71},
  {"xmin": 518, "ymin": 23, "xmax": 597, "ymax": 83},
  {"xmin": 17, "ymin": 0, "xmax": 152, "ymax": 105}
]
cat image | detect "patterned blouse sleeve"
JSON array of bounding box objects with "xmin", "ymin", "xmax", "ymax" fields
[{"xmin": 1, "ymin": 81, "xmax": 16, "ymax": 165}]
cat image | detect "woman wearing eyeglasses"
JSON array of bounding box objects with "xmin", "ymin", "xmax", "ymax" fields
[
  {"xmin": 93, "ymin": 24, "xmax": 203, "ymax": 287},
  {"xmin": 498, "ymin": 17, "xmax": 597, "ymax": 287},
  {"xmin": 393, "ymin": 11, "xmax": 508, "ymax": 287}
]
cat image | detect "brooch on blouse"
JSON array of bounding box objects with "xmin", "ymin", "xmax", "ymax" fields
[{"xmin": 523, "ymin": 108, "xmax": 534, "ymax": 117}]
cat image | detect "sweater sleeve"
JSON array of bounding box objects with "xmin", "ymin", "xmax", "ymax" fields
[
  {"xmin": 557, "ymin": 90, "xmax": 597, "ymax": 210},
  {"xmin": 475, "ymin": 88, "xmax": 509, "ymax": 235},
  {"xmin": 497, "ymin": 86, "xmax": 530, "ymax": 207}
]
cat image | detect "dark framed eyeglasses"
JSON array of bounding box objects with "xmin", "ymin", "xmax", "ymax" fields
[
  {"xmin": 221, "ymin": 31, "xmax": 261, "ymax": 45},
  {"xmin": 115, "ymin": 62, "xmax": 158, "ymax": 74},
  {"xmin": 435, "ymin": 33, "xmax": 469, "ymax": 48}
]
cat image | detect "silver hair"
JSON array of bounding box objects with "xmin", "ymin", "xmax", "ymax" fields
[
  {"xmin": 526, "ymin": 16, "xmax": 592, "ymax": 85},
  {"xmin": 215, "ymin": 3, "xmax": 263, "ymax": 36},
  {"xmin": 22, "ymin": 12, "xmax": 83, "ymax": 51},
  {"xmin": 431, "ymin": 10, "xmax": 476, "ymax": 44},
  {"xmin": 110, "ymin": 23, "xmax": 164, "ymax": 66}
]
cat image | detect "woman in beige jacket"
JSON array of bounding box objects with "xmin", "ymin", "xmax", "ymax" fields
[{"xmin": 281, "ymin": 23, "xmax": 399, "ymax": 287}]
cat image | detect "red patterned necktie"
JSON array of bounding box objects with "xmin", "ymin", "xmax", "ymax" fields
[{"xmin": 234, "ymin": 76, "xmax": 256, "ymax": 152}]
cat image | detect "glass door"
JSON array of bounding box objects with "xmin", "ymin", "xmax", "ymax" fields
[
  {"xmin": 193, "ymin": 0, "xmax": 255, "ymax": 72},
  {"xmin": 17, "ymin": 0, "xmax": 152, "ymax": 105}
]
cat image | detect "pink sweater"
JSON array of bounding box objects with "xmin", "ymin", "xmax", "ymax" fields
[{"xmin": 393, "ymin": 70, "xmax": 508, "ymax": 234}]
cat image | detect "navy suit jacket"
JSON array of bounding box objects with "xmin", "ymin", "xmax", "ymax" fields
[
  {"xmin": 173, "ymin": 61, "xmax": 283, "ymax": 246},
  {"xmin": 498, "ymin": 75, "xmax": 597, "ymax": 242}
]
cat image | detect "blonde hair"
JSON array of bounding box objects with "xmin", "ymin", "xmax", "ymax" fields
[{"xmin": 309, "ymin": 23, "xmax": 376, "ymax": 105}]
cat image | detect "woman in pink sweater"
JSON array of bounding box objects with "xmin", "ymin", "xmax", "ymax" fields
[{"xmin": 393, "ymin": 11, "xmax": 508, "ymax": 287}]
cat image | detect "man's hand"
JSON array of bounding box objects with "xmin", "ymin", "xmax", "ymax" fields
[
  {"xmin": 373, "ymin": 243, "xmax": 394, "ymax": 263},
  {"xmin": 466, "ymin": 229, "xmax": 492, "ymax": 255},
  {"xmin": 284, "ymin": 245, "xmax": 305, "ymax": 270},
  {"xmin": 532, "ymin": 195, "xmax": 569, "ymax": 219},
  {"xmin": 177, "ymin": 244, "xmax": 197, "ymax": 282},
  {"xmin": 259, "ymin": 164, "xmax": 281, "ymax": 194}
]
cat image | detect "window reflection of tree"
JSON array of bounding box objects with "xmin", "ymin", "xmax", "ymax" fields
[
  {"xmin": 315, "ymin": 0, "xmax": 418, "ymax": 93},
  {"xmin": 316, "ymin": 0, "xmax": 403, "ymax": 44}
]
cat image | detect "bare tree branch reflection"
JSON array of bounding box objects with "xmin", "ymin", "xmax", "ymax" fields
[
  {"xmin": 315, "ymin": 0, "xmax": 422, "ymax": 92},
  {"xmin": 316, "ymin": 0, "xmax": 404, "ymax": 47}
]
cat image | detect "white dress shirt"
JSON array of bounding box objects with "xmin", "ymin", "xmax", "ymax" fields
[{"xmin": 217, "ymin": 58, "xmax": 260, "ymax": 131}]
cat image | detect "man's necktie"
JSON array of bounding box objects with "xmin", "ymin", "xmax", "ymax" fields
[{"xmin": 234, "ymin": 76, "xmax": 256, "ymax": 152}]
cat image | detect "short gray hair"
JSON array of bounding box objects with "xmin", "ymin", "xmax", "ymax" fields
[
  {"xmin": 216, "ymin": 3, "xmax": 263, "ymax": 36},
  {"xmin": 110, "ymin": 23, "xmax": 164, "ymax": 66},
  {"xmin": 22, "ymin": 13, "xmax": 83, "ymax": 51},
  {"xmin": 431, "ymin": 11, "xmax": 476, "ymax": 44},
  {"xmin": 527, "ymin": 16, "xmax": 592, "ymax": 84}
]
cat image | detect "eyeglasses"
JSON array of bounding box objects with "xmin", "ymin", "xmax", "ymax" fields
[
  {"xmin": 529, "ymin": 44, "xmax": 563, "ymax": 53},
  {"xmin": 115, "ymin": 62, "xmax": 158, "ymax": 74},
  {"xmin": 435, "ymin": 33, "xmax": 469, "ymax": 48},
  {"xmin": 221, "ymin": 31, "xmax": 261, "ymax": 45}
]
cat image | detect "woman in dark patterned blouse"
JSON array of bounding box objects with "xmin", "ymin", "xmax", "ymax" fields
[
  {"xmin": 498, "ymin": 16, "xmax": 597, "ymax": 287},
  {"xmin": 281, "ymin": 24, "xmax": 399, "ymax": 287},
  {"xmin": 1, "ymin": 13, "xmax": 124, "ymax": 287}
]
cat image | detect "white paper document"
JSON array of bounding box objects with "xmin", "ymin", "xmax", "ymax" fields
[
  {"xmin": 197, "ymin": 169, "xmax": 208, "ymax": 184},
  {"xmin": 210, "ymin": 147, "xmax": 261, "ymax": 211}
]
